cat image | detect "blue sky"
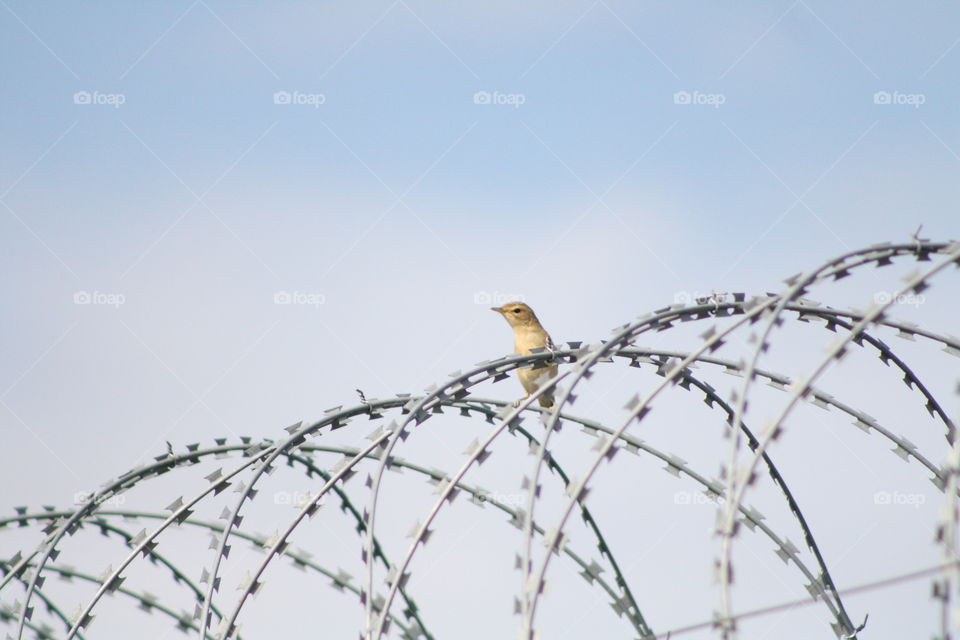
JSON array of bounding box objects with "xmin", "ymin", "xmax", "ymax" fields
[{"xmin": 2, "ymin": 2, "xmax": 959, "ymax": 639}]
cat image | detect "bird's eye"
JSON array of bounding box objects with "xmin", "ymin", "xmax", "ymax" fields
[{"xmin": 512, "ymin": 308, "xmax": 521, "ymax": 313}]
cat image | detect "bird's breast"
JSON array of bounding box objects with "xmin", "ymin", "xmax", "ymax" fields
[{"xmin": 513, "ymin": 327, "xmax": 549, "ymax": 354}]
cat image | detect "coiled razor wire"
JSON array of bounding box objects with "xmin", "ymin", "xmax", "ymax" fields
[{"xmin": 0, "ymin": 240, "xmax": 958, "ymax": 639}]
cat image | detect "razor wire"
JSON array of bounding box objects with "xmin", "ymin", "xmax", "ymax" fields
[{"xmin": 0, "ymin": 240, "xmax": 957, "ymax": 640}]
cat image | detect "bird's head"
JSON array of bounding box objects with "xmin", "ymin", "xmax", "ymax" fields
[{"xmin": 491, "ymin": 301, "xmax": 540, "ymax": 329}]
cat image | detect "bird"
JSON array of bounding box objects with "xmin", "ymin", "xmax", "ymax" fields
[{"xmin": 490, "ymin": 302, "xmax": 558, "ymax": 408}]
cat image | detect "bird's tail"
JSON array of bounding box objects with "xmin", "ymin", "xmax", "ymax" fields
[{"xmin": 538, "ymin": 393, "xmax": 554, "ymax": 409}]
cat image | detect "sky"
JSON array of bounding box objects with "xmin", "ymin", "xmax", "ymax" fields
[{"xmin": 1, "ymin": 1, "xmax": 959, "ymax": 639}]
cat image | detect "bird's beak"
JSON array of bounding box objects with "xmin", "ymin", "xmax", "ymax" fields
[{"xmin": 490, "ymin": 307, "xmax": 502, "ymax": 314}]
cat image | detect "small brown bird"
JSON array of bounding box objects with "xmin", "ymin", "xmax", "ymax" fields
[{"xmin": 490, "ymin": 302, "xmax": 558, "ymax": 408}]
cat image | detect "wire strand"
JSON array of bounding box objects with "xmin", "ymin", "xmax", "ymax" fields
[{"xmin": 653, "ymin": 560, "xmax": 960, "ymax": 639}]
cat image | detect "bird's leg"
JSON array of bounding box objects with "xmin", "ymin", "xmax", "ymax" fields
[{"xmin": 513, "ymin": 393, "xmax": 529, "ymax": 408}]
